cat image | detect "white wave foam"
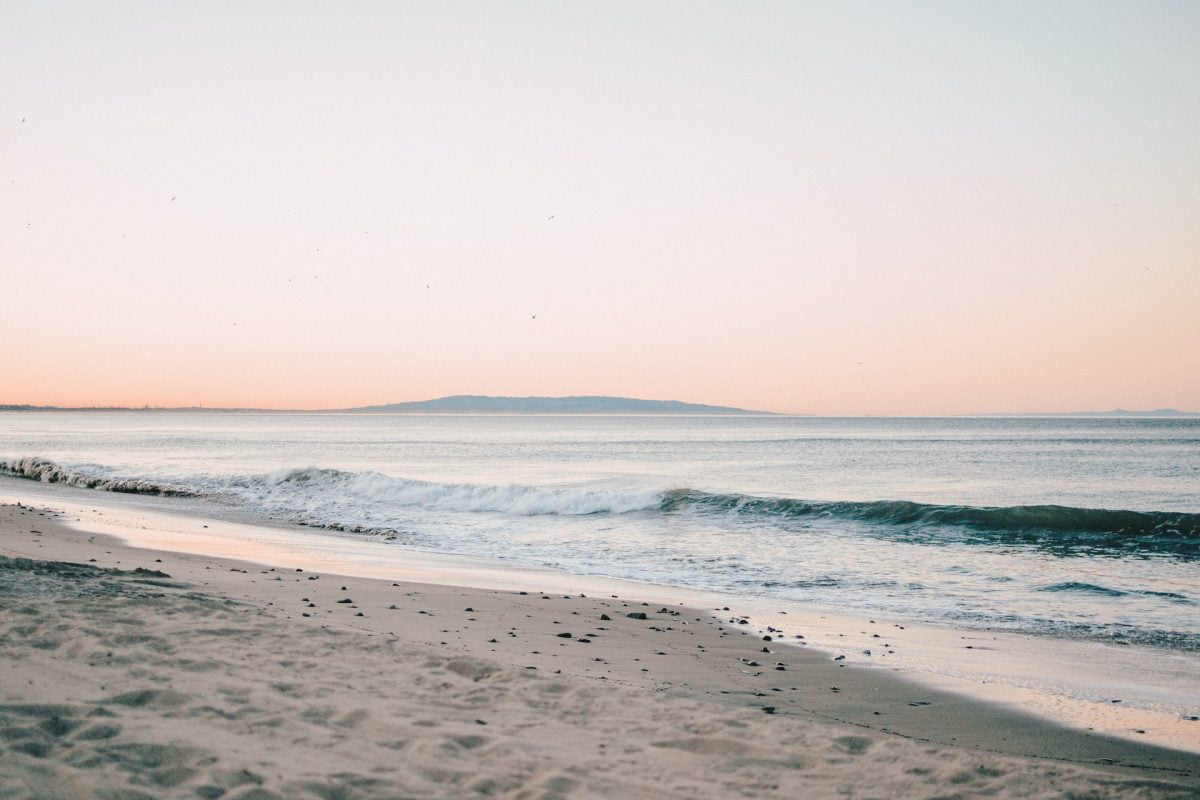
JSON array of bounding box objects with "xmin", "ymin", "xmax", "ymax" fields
[
  {"xmin": 0, "ymin": 456, "xmax": 194, "ymax": 496},
  {"xmin": 261, "ymin": 466, "xmax": 664, "ymax": 516},
  {"xmin": 2, "ymin": 457, "xmax": 668, "ymax": 531}
]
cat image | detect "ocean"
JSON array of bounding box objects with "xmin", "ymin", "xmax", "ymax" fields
[{"xmin": 1, "ymin": 412, "xmax": 1197, "ymax": 654}]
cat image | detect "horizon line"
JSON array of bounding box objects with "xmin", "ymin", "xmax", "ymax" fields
[{"xmin": 2, "ymin": 402, "xmax": 1197, "ymax": 418}]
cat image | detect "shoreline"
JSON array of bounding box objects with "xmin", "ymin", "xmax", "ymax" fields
[
  {"xmin": 2, "ymin": 502, "xmax": 1198, "ymax": 798},
  {"xmin": 4, "ymin": 476, "xmax": 1197, "ymax": 755}
]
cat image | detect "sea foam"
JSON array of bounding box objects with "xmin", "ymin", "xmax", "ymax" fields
[{"xmin": 4, "ymin": 457, "xmax": 1198, "ymax": 559}]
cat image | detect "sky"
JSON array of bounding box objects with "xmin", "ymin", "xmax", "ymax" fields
[{"xmin": 2, "ymin": 2, "xmax": 1198, "ymax": 414}]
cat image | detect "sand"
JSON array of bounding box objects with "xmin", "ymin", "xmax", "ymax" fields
[{"xmin": 1, "ymin": 503, "xmax": 1197, "ymax": 799}]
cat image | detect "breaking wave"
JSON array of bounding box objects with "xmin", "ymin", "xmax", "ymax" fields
[
  {"xmin": 660, "ymin": 489, "xmax": 1200, "ymax": 536},
  {"xmin": 0, "ymin": 457, "xmax": 196, "ymax": 497},
  {"xmin": 3, "ymin": 457, "xmax": 1197, "ymax": 557},
  {"xmin": 254, "ymin": 466, "xmax": 664, "ymax": 516},
  {"xmin": 661, "ymin": 490, "xmax": 1200, "ymax": 558}
]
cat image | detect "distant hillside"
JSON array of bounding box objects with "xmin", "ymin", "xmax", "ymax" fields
[
  {"xmin": 986, "ymin": 409, "xmax": 1200, "ymax": 418},
  {"xmin": 5, "ymin": 400, "xmax": 1191, "ymax": 416},
  {"xmin": 345, "ymin": 395, "xmax": 776, "ymax": 415},
  {"xmin": 1091, "ymin": 409, "xmax": 1198, "ymax": 417}
]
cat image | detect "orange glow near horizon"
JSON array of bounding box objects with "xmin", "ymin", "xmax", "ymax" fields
[{"xmin": 3, "ymin": 3, "xmax": 1198, "ymax": 415}]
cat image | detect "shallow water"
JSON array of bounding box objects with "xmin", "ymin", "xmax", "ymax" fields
[{"xmin": 2, "ymin": 412, "xmax": 1197, "ymax": 650}]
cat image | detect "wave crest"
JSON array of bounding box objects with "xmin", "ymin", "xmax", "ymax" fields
[
  {"xmin": 0, "ymin": 457, "xmax": 196, "ymax": 497},
  {"xmin": 262, "ymin": 466, "xmax": 664, "ymax": 516},
  {"xmin": 3, "ymin": 457, "xmax": 1197, "ymax": 557},
  {"xmin": 663, "ymin": 489, "xmax": 1200, "ymax": 537}
]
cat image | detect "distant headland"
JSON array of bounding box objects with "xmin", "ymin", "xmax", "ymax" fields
[
  {"xmin": 343, "ymin": 395, "xmax": 777, "ymax": 414},
  {"xmin": 2, "ymin": 400, "xmax": 1196, "ymax": 416},
  {"xmin": 0, "ymin": 395, "xmax": 778, "ymax": 415},
  {"xmin": 978, "ymin": 409, "xmax": 1200, "ymax": 418}
]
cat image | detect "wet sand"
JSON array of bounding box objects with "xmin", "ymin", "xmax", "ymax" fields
[{"xmin": 2, "ymin": 503, "xmax": 1197, "ymax": 799}]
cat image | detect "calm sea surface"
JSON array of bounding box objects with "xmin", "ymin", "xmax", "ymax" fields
[{"xmin": 2, "ymin": 412, "xmax": 1198, "ymax": 650}]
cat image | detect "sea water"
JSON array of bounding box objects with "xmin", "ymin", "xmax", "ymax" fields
[{"xmin": 1, "ymin": 412, "xmax": 1197, "ymax": 653}]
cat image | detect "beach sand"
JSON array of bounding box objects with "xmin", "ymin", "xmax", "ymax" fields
[{"xmin": 2, "ymin": 503, "xmax": 1197, "ymax": 799}]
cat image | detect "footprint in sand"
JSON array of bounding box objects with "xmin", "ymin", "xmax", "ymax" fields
[{"xmin": 833, "ymin": 735, "xmax": 873, "ymax": 755}]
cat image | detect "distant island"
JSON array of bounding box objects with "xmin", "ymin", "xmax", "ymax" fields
[
  {"xmin": 342, "ymin": 395, "xmax": 775, "ymax": 414},
  {"xmin": 979, "ymin": 409, "xmax": 1200, "ymax": 418},
  {"xmin": 0, "ymin": 396, "xmax": 777, "ymax": 415},
  {"xmin": 3, "ymin": 400, "xmax": 1196, "ymax": 417}
]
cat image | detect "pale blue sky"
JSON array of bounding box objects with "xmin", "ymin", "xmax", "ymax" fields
[{"xmin": 3, "ymin": 2, "xmax": 1198, "ymax": 412}]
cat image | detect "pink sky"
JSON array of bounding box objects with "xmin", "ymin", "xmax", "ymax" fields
[{"xmin": 2, "ymin": 2, "xmax": 1198, "ymax": 414}]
